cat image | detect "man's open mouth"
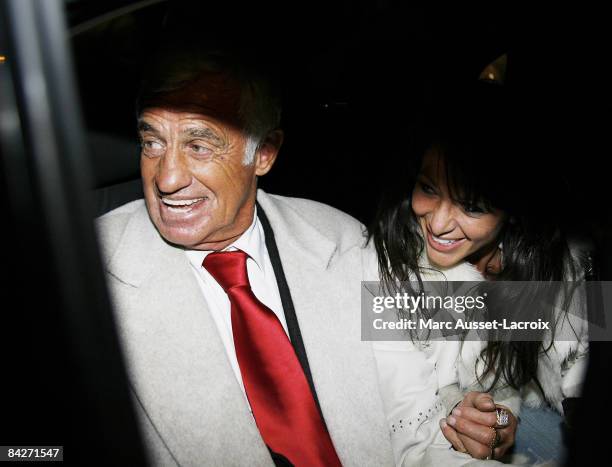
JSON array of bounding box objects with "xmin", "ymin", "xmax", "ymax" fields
[{"xmin": 161, "ymin": 196, "xmax": 207, "ymax": 212}]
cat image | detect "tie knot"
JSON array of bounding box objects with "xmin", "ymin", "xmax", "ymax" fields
[{"xmin": 202, "ymin": 250, "xmax": 250, "ymax": 292}]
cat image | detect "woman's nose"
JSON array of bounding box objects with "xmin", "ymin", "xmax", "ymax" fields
[
  {"xmin": 155, "ymin": 146, "xmax": 191, "ymax": 195},
  {"xmin": 428, "ymin": 200, "xmax": 457, "ymax": 235}
]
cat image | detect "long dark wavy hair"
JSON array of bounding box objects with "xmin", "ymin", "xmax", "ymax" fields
[{"xmin": 369, "ymin": 82, "xmax": 582, "ymax": 392}]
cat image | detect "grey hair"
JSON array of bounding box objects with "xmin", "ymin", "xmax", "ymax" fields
[
  {"xmin": 136, "ymin": 45, "xmax": 281, "ymax": 166},
  {"xmin": 243, "ymin": 134, "xmax": 260, "ymax": 165},
  {"xmin": 237, "ymin": 70, "xmax": 281, "ymax": 165}
]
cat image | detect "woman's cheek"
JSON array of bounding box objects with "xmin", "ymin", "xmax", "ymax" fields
[
  {"xmin": 462, "ymin": 216, "xmax": 502, "ymax": 244},
  {"xmin": 411, "ymin": 190, "xmax": 430, "ymax": 216}
]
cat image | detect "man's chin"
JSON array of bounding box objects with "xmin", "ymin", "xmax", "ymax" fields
[{"xmin": 155, "ymin": 223, "xmax": 209, "ymax": 249}]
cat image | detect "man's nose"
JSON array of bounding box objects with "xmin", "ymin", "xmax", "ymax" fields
[
  {"xmin": 155, "ymin": 146, "xmax": 191, "ymax": 194},
  {"xmin": 428, "ymin": 200, "xmax": 457, "ymax": 235}
]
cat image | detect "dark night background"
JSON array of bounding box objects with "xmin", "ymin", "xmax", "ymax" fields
[{"xmin": 70, "ymin": 2, "xmax": 609, "ymax": 230}]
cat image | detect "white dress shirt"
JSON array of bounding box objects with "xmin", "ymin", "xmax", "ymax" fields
[{"xmin": 186, "ymin": 208, "xmax": 287, "ymax": 409}]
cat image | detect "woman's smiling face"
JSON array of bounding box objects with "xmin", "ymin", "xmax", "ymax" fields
[{"xmin": 411, "ymin": 148, "xmax": 507, "ymax": 269}]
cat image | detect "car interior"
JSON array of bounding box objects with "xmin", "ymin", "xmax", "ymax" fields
[{"xmin": 1, "ymin": 1, "xmax": 610, "ymax": 465}]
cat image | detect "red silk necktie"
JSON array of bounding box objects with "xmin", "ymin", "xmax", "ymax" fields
[{"xmin": 203, "ymin": 250, "xmax": 342, "ymax": 467}]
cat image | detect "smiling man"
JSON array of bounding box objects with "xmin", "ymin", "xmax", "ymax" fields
[{"xmin": 96, "ymin": 45, "xmax": 394, "ymax": 467}]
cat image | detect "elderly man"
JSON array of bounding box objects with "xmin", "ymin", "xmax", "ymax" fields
[{"xmin": 96, "ymin": 45, "xmax": 394, "ymax": 466}]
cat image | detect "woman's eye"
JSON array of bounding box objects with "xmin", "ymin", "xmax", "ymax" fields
[
  {"xmin": 462, "ymin": 203, "xmax": 486, "ymax": 214},
  {"xmin": 419, "ymin": 181, "xmax": 436, "ymax": 195}
]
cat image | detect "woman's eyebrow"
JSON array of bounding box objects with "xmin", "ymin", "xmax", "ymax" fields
[
  {"xmin": 418, "ymin": 173, "xmax": 436, "ymax": 185},
  {"xmin": 184, "ymin": 127, "xmax": 224, "ymax": 147}
]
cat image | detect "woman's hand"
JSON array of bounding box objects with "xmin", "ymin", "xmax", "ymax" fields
[{"xmin": 440, "ymin": 391, "xmax": 517, "ymax": 460}]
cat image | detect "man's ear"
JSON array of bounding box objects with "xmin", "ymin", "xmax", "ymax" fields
[{"xmin": 255, "ymin": 129, "xmax": 283, "ymax": 176}]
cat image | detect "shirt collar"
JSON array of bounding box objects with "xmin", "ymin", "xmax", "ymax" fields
[{"xmin": 185, "ymin": 207, "xmax": 265, "ymax": 272}]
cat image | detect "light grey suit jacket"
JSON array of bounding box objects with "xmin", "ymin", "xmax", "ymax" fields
[{"xmin": 96, "ymin": 189, "xmax": 394, "ymax": 467}]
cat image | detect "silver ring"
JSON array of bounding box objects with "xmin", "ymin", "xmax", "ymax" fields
[{"xmin": 496, "ymin": 407, "xmax": 510, "ymax": 426}]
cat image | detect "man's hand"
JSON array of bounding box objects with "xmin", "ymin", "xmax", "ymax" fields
[{"xmin": 439, "ymin": 391, "xmax": 517, "ymax": 460}]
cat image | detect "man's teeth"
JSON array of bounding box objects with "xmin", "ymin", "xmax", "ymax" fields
[
  {"xmin": 162, "ymin": 197, "xmax": 205, "ymax": 207},
  {"xmin": 162, "ymin": 197, "xmax": 206, "ymax": 212}
]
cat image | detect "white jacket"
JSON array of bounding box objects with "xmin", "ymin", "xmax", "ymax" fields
[
  {"xmin": 371, "ymin": 256, "xmax": 493, "ymax": 466},
  {"xmin": 372, "ymin": 251, "xmax": 588, "ymax": 466}
]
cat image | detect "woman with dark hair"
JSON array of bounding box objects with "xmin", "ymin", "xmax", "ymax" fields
[{"xmin": 370, "ymin": 83, "xmax": 588, "ymax": 465}]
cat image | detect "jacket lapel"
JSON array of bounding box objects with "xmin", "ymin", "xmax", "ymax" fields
[
  {"xmin": 105, "ymin": 204, "xmax": 273, "ymax": 466},
  {"xmin": 256, "ymin": 204, "xmax": 326, "ymax": 419}
]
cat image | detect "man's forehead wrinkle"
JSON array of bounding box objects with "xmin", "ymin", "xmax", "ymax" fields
[{"xmin": 139, "ymin": 108, "xmax": 242, "ymax": 140}]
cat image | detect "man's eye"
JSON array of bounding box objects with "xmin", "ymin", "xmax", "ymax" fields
[
  {"xmin": 141, "ymin": 140, "xmax": 164, "ymax": 155},
  {"xmin": 189, "ymin": 143, "xmax": 213, "ymax": 156}
]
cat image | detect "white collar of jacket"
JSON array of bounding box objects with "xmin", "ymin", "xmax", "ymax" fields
[{"xmin": 101, "ymin": 189, "xmax": 342, "ymax": 288}]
